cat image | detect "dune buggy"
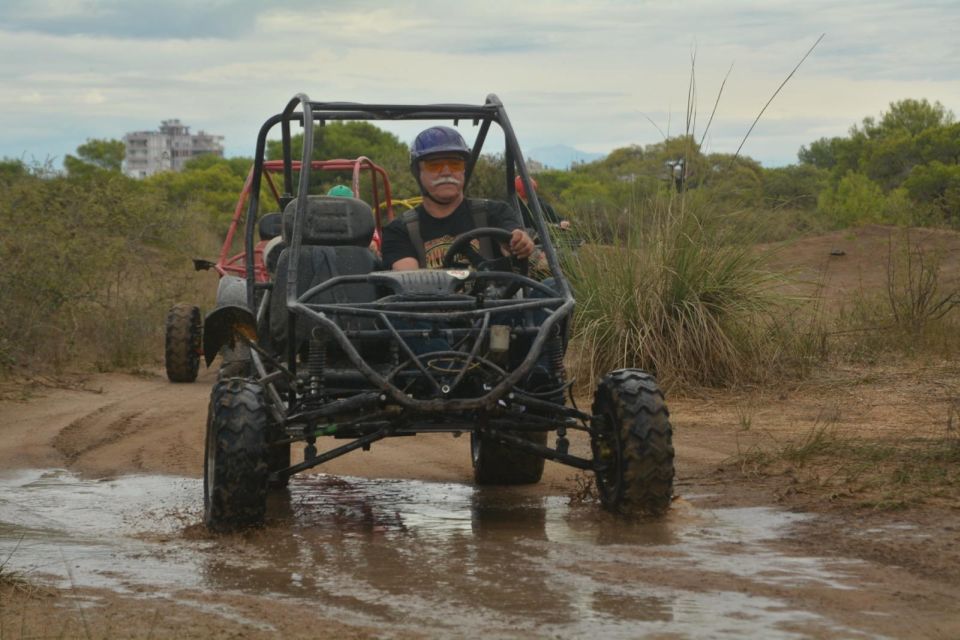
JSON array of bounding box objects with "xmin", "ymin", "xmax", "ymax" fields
[
  {"xmin": 164, "ymin": 157, "xmax": 396, "ymax": 382},
  {"xmin": 202, "ymin": 93, "xmax": 674, "ymax": 531}
]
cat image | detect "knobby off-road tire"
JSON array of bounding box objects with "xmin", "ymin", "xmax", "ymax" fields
[
  {"xmin": 471, "ymin": 430, "xmax": 547, "ymax": 485},
  {"xmin": 164, "ymin": 303, "xmax": 201, "ymax": 383},
  {"xmin": 204, "ymin": 379, "xmax": 269, "ymax": 531},
  {"xmin": 592, "ymin": 369, "xmax": 674, "ymax": 515}
]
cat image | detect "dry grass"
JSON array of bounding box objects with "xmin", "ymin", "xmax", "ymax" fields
[
  {"xmin": 826, "ymin": 229, "xmax": 960, "ymax": 364},
  {"xmin": 732, "ymin": 412, "xmax": 960, "ymax": 510},
  {"xmin": 0, "ymin": 541, "xmax": 40, "ymax": 599}
]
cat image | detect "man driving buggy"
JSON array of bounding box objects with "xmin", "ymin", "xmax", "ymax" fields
[
  {"xmin": 380, "ymin": 126, "xmax": 536, "ymax": 270},
  {"xmin": 380, "ymin": 126, "xmax": 559, "ymax": 368}
]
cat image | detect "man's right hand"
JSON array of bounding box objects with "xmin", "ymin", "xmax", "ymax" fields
[{"xmin": 508, "ymin": 228, "xmax": 535, "ymax": 259}]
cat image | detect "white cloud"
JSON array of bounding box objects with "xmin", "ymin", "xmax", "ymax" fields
[{"xmin": 80, "ymin": 90, "xmax": 107, "ymax": 105}]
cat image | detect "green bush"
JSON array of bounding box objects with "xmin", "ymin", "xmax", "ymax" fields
[
  {"xmin": 0, "ymin": 167, "xmax": 216, "ymax": 374},
  {"xmin": 817, "ymin": 171, "xmax": 888, "ymax": 226},
  {"xmin": 903, "ymin": 161, "xmax": 960, "ymax": 223}
]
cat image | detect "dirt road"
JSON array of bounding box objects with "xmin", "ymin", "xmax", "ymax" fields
[{"xmin": 1, "ymin": 364, "xmax": 958, "ymax": 639}]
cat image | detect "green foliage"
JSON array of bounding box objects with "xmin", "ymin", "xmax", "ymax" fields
[
  {"xmin": 903, "ymin": 161, "xmax": 960, "ymax": 222},
  {"xmin": 467, "ymin": 154, "xmax": 509, "ymax": 200},
  {"xmin": 146, "ymin": 161, "xmax": 246, "ymax": 227},
  {"xmin": 8, "ymin": 96, "xmax": 960, "ymax": 380},
  {"xmin": 267, "ymin": 121, "xmax": 418, "ymax": 197},
  {"xmin": 0, "ymin": 158, "xmax": 29, "ymax": 182},
  {"xmin": 859, "ymin": 98, "xmax": 954, "ymax": 138},
  {"xmin": 0, "ymin": 166, "xmax": 215, "ymax": 373},
  {"xmin": 817, "ymin": 172, "xmax": 888, "ymax": 226},
  {"xmin": 762, "ymin": 163, "xmax": 828, "ymax": 210},
  {"xmin": 183, "ymin": 153, "xmax": 252, "ymax": 179},
  {"xmin": 701, "ymin": 154, "xmax": 764, "ymax": 207},
  {"xmin": 916, "ymin": 122, "xmax": 960, "ymax": 165},
  {"xmin": 863, "ymin": 129, "xmax": 929, "ymax": 191},
  {"xmin": 64, "ymin": 138, "xmax": 125, "ymax": 177},
  {"xmin": 801, "ymin": 99, "xmax": 958, "ymax": 195}
]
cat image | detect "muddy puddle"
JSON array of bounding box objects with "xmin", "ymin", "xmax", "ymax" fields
[{"xmin": 1, "ymin": 469, "xmax": 874, "ymax": 638}]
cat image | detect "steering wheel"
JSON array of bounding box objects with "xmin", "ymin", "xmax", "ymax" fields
[{"xmin": 441, "ymin": 227, "xmax": 530, "ymax": 298}]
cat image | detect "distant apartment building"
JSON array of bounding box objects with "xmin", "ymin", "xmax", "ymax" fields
[{"xmin": 123, "ymin": 119, "xmax": 224, "ymax": 178}]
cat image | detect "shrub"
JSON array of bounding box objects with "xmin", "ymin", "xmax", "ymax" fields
[
  {"xmin": 0, "ymin": 167, "xmax": 217, "ymax": 374},
  {"xmin": 817, "ymin": 171, "xmax": 887, "ymax": 226},
  {"xmin": 565, "ymin": 191, "xmax": 819, "ymax": 391},
  {"xmin": 831, "ymin": 229, "xmax": 960, "ymax": 361}
]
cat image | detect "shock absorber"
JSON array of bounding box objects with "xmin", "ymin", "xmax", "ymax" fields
[
  {"xmin": 307, "ymin": 337, "xmax": 326, "ymax": 405},
  {"xmin": 304, "ymin": 337, "xmax": 326, "ymax": 462},
  {"xmin": 547, "ymin": 326, "xmax": 566, "ymax": 388},
  {"xmin": 548, "ymin": 326, "xmax": 569, "ymax": 455}
]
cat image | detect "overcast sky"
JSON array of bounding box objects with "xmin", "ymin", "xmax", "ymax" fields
[{"xmin": 2, "ymin": 0, "xmax": 958, "ymax": 168}]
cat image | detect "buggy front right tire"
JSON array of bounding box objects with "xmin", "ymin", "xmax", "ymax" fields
[
  {"xmin": 204, "ymin": 379, "xmax": 269, "ymax": 531},
  {"xmin": 164, "ymin": 303, "xmax": 201, "ymax": 383}
]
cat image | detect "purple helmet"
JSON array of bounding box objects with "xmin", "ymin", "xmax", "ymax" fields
[{"xmin": 410, "ymin": 126, "xmax": 471, "ymax": 168}]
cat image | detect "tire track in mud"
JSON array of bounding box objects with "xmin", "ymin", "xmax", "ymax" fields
[
  {"xmin": 52, "ymin": 404, "xmax": 150, "ymax": 465},
  {"xmin": 17, "ymin": 369, "xmax": 215, "ymax": 477}
]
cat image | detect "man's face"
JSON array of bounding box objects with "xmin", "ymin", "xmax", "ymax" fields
[{"xmin": 419, "ymin": 155, "xmax": 466, "ymax": 203}]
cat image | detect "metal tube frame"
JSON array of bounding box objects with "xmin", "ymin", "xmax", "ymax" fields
[{"xmin": 243, "ymin": 93, "xmax": 585, "ymax": 481}]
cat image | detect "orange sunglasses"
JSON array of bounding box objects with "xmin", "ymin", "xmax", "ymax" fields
[{"xmin": 421, "ymin": 157, "xmax": 466, "ymax": 173}]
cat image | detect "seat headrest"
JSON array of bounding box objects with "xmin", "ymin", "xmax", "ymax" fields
[
  {"xmin": 258, "ymin": 212, "xmax": 283, "ymax": 240},
  {"xmin": 282, "ymin": 195, "xmax": 375, "ymax": 247}
]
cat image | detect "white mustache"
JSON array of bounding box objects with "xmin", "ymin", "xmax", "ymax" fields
[{"xmin": 430, "ymin": 176, "xmax": 461, "ymax": 187}]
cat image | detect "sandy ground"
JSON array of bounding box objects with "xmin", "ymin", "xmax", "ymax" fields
[
  {"xmin": 2, "ymin": 361, "xmax": 958, "ymax": 639},
  {"xmin": 1, "ymin": 225, "xmax": 959, "ymax": 638}
]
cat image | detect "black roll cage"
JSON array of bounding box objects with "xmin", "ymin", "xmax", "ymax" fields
[{"xmin": 242, "ymin": 93, "xmax": 575, "ymax": 412}]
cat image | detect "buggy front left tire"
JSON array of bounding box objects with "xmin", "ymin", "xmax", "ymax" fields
[
  {"xmin": 204, "ymin": 379, "xmax": 269, "ymax": 531},
  {"xmin": 591, "ymin": 369, "xmax": 674, "ymax": 515}
]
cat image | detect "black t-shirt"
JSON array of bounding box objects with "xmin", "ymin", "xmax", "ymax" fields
[{"xmin": 381, "ymin": 198, "xmax": 522, "ymax": 269}]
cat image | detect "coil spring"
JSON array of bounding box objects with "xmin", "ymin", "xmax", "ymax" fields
[
  {"xmin": 547, "ymin": 328, "xmax": 566, "ymax": 384},
  {"xmin": 307, "ymin": 339, "xmax": 325, "ymax": 401}
]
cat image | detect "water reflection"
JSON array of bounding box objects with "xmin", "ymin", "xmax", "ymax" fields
[{"xmin": 0, "ymin": 469, "xmax": 863, "ymax": 638}]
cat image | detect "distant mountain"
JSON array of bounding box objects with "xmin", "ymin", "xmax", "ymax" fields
[{"xmin": 526, "ymin": 144, "xmax": 605, "ymax": 170}]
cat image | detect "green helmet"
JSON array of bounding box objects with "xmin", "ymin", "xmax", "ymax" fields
[{"xmin": 327, "ymin": 184, "xmax": 354, "ymax": 198}]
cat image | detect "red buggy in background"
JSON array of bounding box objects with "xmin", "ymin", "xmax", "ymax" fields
[{"xmin": 164, "ymin": 157, "xmax": 395, "ymax": 383}]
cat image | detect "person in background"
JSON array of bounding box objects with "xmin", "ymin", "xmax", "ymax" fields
[
  {"xmin": 327, "ymin": 184, "xmax": 380, "ymax": 255},
  {"xmin": 515, "ymin": 176, "xmax": 571, "ymax": 231}
]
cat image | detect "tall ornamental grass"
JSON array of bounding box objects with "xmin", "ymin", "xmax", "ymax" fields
[{"xmin": 565, "ymin": 191, "xmax": 817, "ymax": 392}]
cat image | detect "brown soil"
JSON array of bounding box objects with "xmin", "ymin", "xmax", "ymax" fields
[{"xmin": 2, "ymin": 225, "xmax": 959, "ymax": 638}]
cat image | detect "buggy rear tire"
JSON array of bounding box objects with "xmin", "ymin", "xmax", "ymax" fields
[
  {"xmin": 165, "ymin": 303, "xmax": 201, "ymax": 383},
  {"xmin": 592, "ymin": 369, "xmax": 674, "ymax": 515},
  {"xmin": 471, "ymin": 430, "xmax": 547, "ymax": 485},
  {"xmin": 204, "ymin": 379, "xmax": 269, "ymax": 531}
]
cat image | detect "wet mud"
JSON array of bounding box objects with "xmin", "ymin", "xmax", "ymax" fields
[{"xmin": 0, "ymin": 469, "xmax": 888, "ymax": 638}]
